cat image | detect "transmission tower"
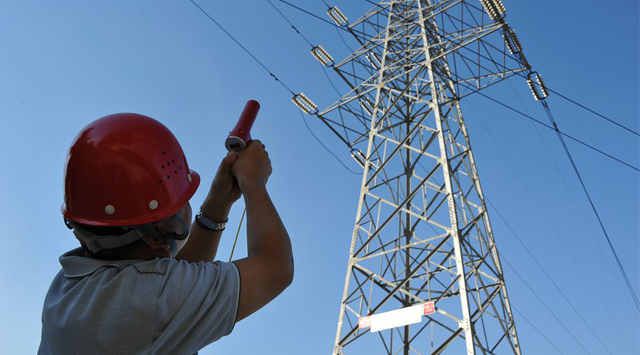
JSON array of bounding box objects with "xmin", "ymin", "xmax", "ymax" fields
[{"xmin": 294, "ymin": 1, "xmax": 532, "ymax": 354}]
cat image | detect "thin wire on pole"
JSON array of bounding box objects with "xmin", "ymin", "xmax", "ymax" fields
[
  {"xmin": 502, "ymin": 257, "xmax": 592, "ymax": 354},
  {"xmin": 266, "ymin": 0, "xmax": 314, "ymax": 47},
  {"xmin": 541, "ymin": 100, "xmax": 640, "ymax": 313},
  {"xmin": 188, "ymin": 0, "xmax": 640, "ymax": 317},
  {"xmin": 320, "ymin": 0, "xmax": 332, "ymax": 9},
  {"xmin": 487, "ymin": 198, "xmax": 614, "ymax": 354},
  {"xmin": 276, "ymin": 0, "xmax": 348, "ymax": 32},
  {"xmin": 273, "ymin": 0, "xmax": 639, "ymax": 173},
  {"xmin": 474, "ymin": 90, "xmax": 640, "ymax": 173},
  {"xmin": 512, "ymin": 307, "xmax": 566, "ymax": 355},
  {"xmin": 358, "ymin": 0, "xmax": 639, "ymax": 138},
  {"xmin": 514, "ymin": 77, "xmax": 640, "ymax": 138},
  {"xmin": 187, "ymin": 0, "xmax": 296, "ymax": 96},
  {"xmin": 188, "ymin": 0, "xmax": 359, "ymax": 176},
  {"xmin": 298, "ymin": 110, "xmax": 360, "ymax": 175}
]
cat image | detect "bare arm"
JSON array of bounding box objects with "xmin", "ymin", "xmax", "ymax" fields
[
  {"xmin": 176, "ymin": 154, "xmax": 240, "ymax": 262},
  {"xmin": 233, "ymin": 186, "xmax": 293, "ymax": 321},
  {"xmin": 231, "ymin": 141, "xmax": 294, "ymax": 321},
  {"xmin": 175, "ymin": 205, "xmax": 230, "ymax": 262}
]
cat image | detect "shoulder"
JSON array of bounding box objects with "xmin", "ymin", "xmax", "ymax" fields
[{"xmin": 156, "ymin": 259, "xmax": 239, "ymax": 292}]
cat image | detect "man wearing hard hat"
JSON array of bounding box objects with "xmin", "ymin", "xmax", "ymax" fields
[{"xmin": 38, "ymin": 113, "xmax": 293, "ymax": 354}]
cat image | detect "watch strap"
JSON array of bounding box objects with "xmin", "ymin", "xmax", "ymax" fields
[{"xmin": 195, "ymin": 213, "xmax": 228, "ymax": 231}]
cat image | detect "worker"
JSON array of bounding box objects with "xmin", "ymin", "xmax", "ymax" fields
[{"xmin": 38, "ymin": 113, "xmax": 294, "ymax": 354}]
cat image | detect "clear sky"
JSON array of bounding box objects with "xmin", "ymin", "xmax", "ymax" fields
[{"xmin": 0, "ymin": 0, "xmax": 637, "ymax": 354}]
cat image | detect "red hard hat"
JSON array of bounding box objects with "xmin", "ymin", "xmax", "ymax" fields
[{"xmin": 62, "ymin": 113, "xmax": 200, "ymax": 226}]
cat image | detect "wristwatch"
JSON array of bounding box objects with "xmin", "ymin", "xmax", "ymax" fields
[{"xmin": 195, "ymin": 213, "xmax": 228, "ymax": 232}]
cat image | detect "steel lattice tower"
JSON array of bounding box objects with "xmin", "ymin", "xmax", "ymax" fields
[{"xmin": 298, "ymin": 1, "xmax": 530, "ymax": 354}]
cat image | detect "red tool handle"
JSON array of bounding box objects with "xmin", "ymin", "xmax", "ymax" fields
[{"xmin": 225, "ymin": 100, "xmax": 260, "ymax": 152}]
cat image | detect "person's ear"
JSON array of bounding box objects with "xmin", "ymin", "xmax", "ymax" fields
[{"xmin": 141, "ymin": 235, "xmax": 170, "ymax": 251}]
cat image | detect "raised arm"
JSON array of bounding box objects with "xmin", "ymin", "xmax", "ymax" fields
[
  {"xmin": 176, "ymin": 153, "xmax": 241, "ymax": 262},
  {"xmin": 231, "ymin": 140, "xmax": 294, "ymax": 321}
]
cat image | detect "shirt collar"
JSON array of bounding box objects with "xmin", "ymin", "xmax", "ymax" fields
[{"xmin": 59, "ymin": 248, "xmax": 143, "ymax": 278}]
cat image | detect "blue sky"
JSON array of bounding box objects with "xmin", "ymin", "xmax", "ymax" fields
[{"xmin": 0, "ymin": 0, "xmax": 637, "ymax": 354}]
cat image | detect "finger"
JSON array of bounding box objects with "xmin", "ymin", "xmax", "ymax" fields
[{"xmin": 219, "ymin": 153, "xmax": 238, "ymax": 172}]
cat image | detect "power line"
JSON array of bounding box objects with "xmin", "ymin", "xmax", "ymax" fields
[
  {"xmin": 187, "ymin": 0, "xmax": 296, "ymax": 96},
  {"xmin": 265, "ymin": 2, "xmax": 639, "ymax": 304},
  {"xmin": 263, "ymin": 0, "xmax": 636, "ymax": 349},
  {"xmin": 487, "ymin": 198, "xmax": 614, "ymax": 354},
  {"xmin": 540, "ymin": 100, "xmax": 640, "ymax": 313},
  {"xmin": 189, "ymin": 0, "xmax": 639, "ymax": 298},
  {"xmin": 266, "ymin": 0, "xmax": 314, "ymax": 47},
  {"xmin": 276, "ymin": 0, "xmax": 375, "ymax": 41},
  {"xmin": 186, "ymin": 0, "xmax": 639, "ymax": 349},
  {"xmin": 512, "ymin": 307, "xmax": 566, "ymax": 355},
  {"xmin": 286, "ymin": 0, "xmax": 640, "ymax": 173},
  {"xmin": 320, "ymin": 0, "xmax": 332, "ymax": 9},
  {"xmin": 360, "ymin": 0, "xmax": 639, "ymax": 139},
  {"xmin": 187, "ymin": 0, "xmax": 359, "ymax": 176},
  {"xmin": 349, "ymin": 3, "xmax": 640, "ymax": 306},
  {"xmin": 298, "ymin": 110, "xmax": 360, "ymax": 175},
  {"xmin": 521, "ymin": 77, "xmax": 639, "ymax": 138},
  {"xmin": 265, "ymin": 0, "xmax": 360, "ymax": 175},
  {"xmin": 474, "ymin": 90, "xmax": 640, "ymax": 173},
  {"xmin": 273, "ymin": 0, "xmax": 639, "ymax": 173},
  {"xmin": 276, "ymin": 0, "xmax": 346, "ymax": 32},
  {"xmin": 502, "ymin": 257, "xmax": 592, "ymax": 354}
]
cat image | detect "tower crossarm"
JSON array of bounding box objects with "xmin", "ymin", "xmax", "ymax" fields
[
  {"xmin": 326, "ymin": 1, "xmax": 523, "ymax": 354},
  {"xmin": 317, "ymin": 1, "xmax": 529, "ymax": 160}
]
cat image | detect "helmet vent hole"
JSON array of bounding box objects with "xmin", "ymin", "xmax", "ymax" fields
[{"xmin": 104, "ymin": 205, "xmax": 116, "ymax": 215}]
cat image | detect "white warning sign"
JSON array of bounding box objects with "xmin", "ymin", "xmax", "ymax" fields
[{"xmin": 358, "ymin": 302, "xmax": 437, "ymax": 333}]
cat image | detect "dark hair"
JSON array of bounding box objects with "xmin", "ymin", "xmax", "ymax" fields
[
  {"xmin": 77, "ymin": 224, "xmax": 132, "ymax": 237},
  {"xmin": 74, "ymin": 223, "xmax": 146, "ymax": 260}
]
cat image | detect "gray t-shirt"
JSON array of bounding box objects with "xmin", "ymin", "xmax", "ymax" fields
[{"xmin": 38, "ymin": 248, "xmax": 240, "ymax": 355}]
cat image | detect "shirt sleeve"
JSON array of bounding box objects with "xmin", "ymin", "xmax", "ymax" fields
[{"xmin": 151, "ymin": 259, "xmax": 240, "ymax": 354}]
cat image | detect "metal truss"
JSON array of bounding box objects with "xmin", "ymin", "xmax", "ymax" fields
[{"xmin": 320, "ymin": 1, "xmax": 527, "ymax": 354}]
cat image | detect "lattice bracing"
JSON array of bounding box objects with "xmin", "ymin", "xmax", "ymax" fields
[{"xmin": 323, "ymin": 1, "xmax": 526, "ymax": 354}]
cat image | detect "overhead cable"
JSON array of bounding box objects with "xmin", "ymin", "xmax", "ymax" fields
[
  {"xmin": 362, "ymin": 0, "xmax": 638, "ymax": 138},
  {"xmin": 540, "ymin": 100, "xmax": 640, "ymax": 313},
  {"xmin": 474, "ymin": 90, "xmax": 640, "ymax": 173},
  {"xmin": 269, "ymin": 0, "xmax": 638, "ymax": 176},
  {"xmin": 187, "ymin": 0, "xmax": 359, "ymax": 176},
  {"xmin": 511, "ymin": 307, "xmax": 566, "ymax": 355},
  {"xmin": 502, "ymin": 257, "xmax": 592, "ymax": 354},
  {"xmin": 187, "ymin": 0, "xmax": 296, "ymax": 96},
  {"xmin": 276, "ymin": 0, "xmax": 348, "ymax": 32},
  {"xmin": 546, "ymin": 86, "xmax": 639, "ymax": 137},
  {"xmin": 266, "ymin": 0, "xmax": 314, "ymax": 47},
  {"xmin": 298, "ymin": 110, "xmax": 360, "ymax": 175},
  {"xmin": 280, "ymin": 0, "xmax": 639, "ymax": 173},
  {"xmin": 487, "ymin": 198, "xmax": 614, "ymax": 354}
]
